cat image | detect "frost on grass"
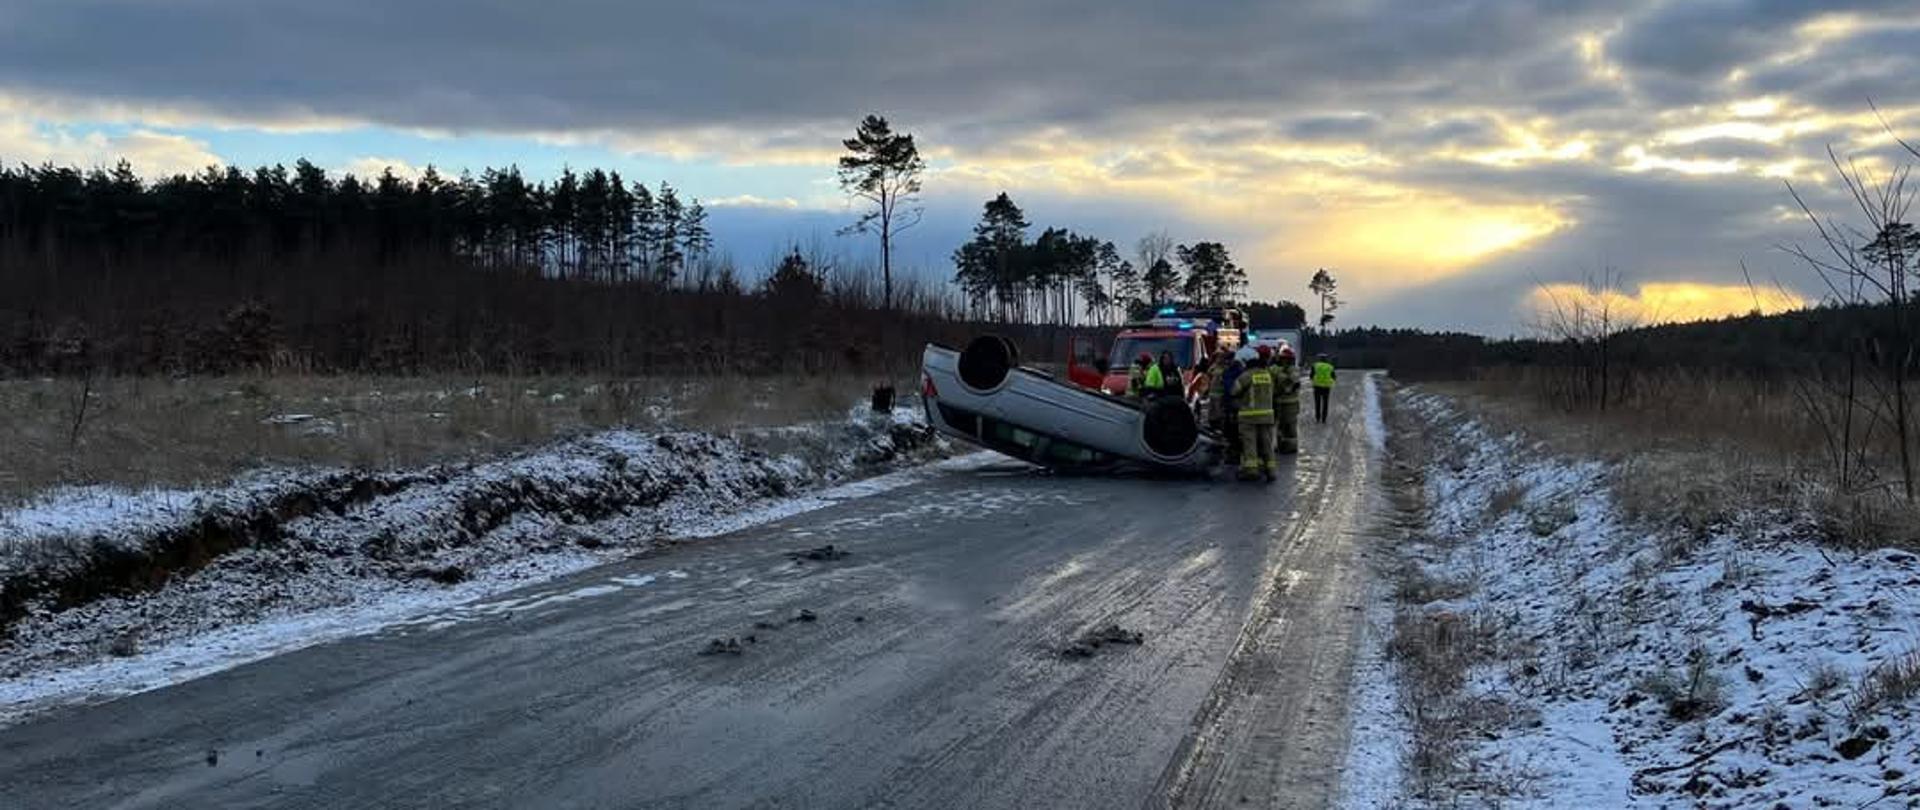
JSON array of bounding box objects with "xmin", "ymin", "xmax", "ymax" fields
[
  {"xmin": 0, "ymin": 404, "xmax": 948, "ymax": 722},
  {"xmin": 1351, "ymin": 386, "xmax": 1920, "ymax": 808}
]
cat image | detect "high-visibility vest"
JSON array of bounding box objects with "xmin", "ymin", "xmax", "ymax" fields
[
  {"xmin": 1144, "ymin": 364, "xmax": 1165, "ymax": 392},
  {"xmin": 1128, "ymin": 366, "xmax": 1146, "ymax": 397},
  {"xmin": 1236, "ymin": 368, "xmax": 1275, "ymax": 424},
  {"xmin": 1312, "ymin": 361, "xmax": 1336, "ymax": 389}
]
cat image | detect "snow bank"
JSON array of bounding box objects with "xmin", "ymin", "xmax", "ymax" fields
[
  {"xmin": 0, "ymin": 404, "xmax": 954, "ymax": 724},
  {"xmin": 1347, "ymin": 385, "xmax": 1920, "ymax": 808}
]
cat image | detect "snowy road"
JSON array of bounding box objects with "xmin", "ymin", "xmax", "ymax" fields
[{"xmin": 0, "ymin": 382, "xmax": 1381, "ymax": 810}]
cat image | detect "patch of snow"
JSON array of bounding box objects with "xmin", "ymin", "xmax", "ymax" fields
[
  {"xmin": 1349, "ymin": 386, "xmax": 1920, "ymax": 808},
  {"xmin": 1361, "ymin": 372, "xmax": 1386, "ymax": 453}
]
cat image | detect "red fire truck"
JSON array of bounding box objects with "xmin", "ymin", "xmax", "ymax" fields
[{"xmin": 1066, "ymin": 307, "xmax": 1248, "ymax": 396}]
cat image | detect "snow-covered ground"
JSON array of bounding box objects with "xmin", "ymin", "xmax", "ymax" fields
[
  {"xmin": 1343, "ymin": 384, "xmax": 1920, "ymax": 808},
  {"xmin": 0, "ymin": 403, "xmax": 964, "ymax": 726}
]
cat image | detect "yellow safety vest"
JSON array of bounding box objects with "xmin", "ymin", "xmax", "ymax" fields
[
  {"xmin": 1312, "ymin": 361, "xmax": 1336, "ymax": 389},
  {"xmin": 1144, "ymin": 364, "xmax": 1165, "ymax": 392}
]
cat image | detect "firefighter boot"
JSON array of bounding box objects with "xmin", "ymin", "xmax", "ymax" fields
[{"xmin": 1278, "ymin": 403, "xmax": 1301, "ymax": 455}]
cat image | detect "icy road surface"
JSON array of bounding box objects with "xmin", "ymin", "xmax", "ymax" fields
[{"xmin": 0, "ymin": 382, "xmax": 1382, "ymax": 810}]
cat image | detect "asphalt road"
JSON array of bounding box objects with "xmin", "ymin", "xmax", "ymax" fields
[{"xmin": 0, "ymin": 380, "xmax": 1381, "ymax": 810}]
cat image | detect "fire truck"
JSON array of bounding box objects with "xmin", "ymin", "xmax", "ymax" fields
[{"xmin": 1065, "ymin": 307, "xmax": 1248, "ymax": 396}]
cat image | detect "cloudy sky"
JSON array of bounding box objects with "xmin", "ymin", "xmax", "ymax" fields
[{"xmin": 3, "ymin": 1, "xmax": 1918, "ymax": 333}]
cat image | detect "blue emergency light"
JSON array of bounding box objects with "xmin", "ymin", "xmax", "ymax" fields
[{"xmin": 1157, "ymin": 306, "xmax": 1176, "ymax": 315}]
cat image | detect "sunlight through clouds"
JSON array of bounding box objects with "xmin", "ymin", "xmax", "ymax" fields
[{"xmin": 1524, "ymin": 281, "xmax": 1807, "ymax": 327}]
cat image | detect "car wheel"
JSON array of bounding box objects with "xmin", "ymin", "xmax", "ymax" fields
[
  {"xmin": 958, "ymin": 335, "xmax": 1020, "ymax": 391},
  {"xmin": 1141, "ymin": 397, "xmax": 1200, "ymax": 458}
]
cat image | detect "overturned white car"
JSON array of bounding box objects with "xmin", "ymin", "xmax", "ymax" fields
[{"xmin": 921, "ymin": 336, "xmax": 1222, "ymax": 473}]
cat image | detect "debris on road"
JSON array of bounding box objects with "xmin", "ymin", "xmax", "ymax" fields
[
  {"xmin": 699, "ymin": 638, "xmax": 744, "ymax": 657},
  {"xmin": 1061, "ymin": 624, "xmax": 1145, "ymax": 659},
  {"xmin": 794, "ymin": 609, "xmax": 819, "ymax": 623},
  {"xmin": 787, "ymin": 544, "xmax": 849, "ymax": 562}
]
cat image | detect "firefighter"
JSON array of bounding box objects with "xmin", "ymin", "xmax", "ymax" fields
[
  {"xmin": 1311, "ymin": 353, "xmax": 1337, "ymax": 423},
  {"xmin": 1205, "ymin": 348, "xmax": 1241, "ymax": 463},
  {"xmin": 1231, "ymin": 345, "xmax": 1277, "ymax": 482},
  {"xmin": 1276, "ymin": 345, "xmax": 1303, "ymax": 454},
  {"xmin": 1128, "ymin": 352, "xmax": 1152, "ymax": 399}
]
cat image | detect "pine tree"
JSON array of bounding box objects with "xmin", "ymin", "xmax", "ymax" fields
[
  {"xmin": 1141, "ymin": 258, "xmax": 1178, "ymax": 305},
  {"xmin": 656, "ymin": 182, "xmax": 685, "ymax": 283},
  {"xmin": 679, "ymin": 199, "xmax": 712, "ymax": 263},
  {"xmin": 1177, "ymin": 242, "xmax": 1247, "ymax": 307},
  {"xmin": 630, "ymin": 180, "xmax": 657, "ymax": 280},
  {"xmin": 952, "ymin": 192, "xmax": 1029, "ymax": 321},
  {"xmin": 838, "ymin": 114, "xmax": 925, "ymax": 309},
  {"xmin": 1309, "ymin": 268, "xmax": 1340, "ymax": 329}
]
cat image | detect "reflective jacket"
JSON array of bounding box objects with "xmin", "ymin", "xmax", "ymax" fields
[
  {"xmin": 1207, "ymin": 361, "xmax": 1231, "ymax": 403},
  {"xmin": 1128, "ymin": 366, "xmax": 1147, "ymax": 397},
  {"xmin": 1312, "ymin": 361, "xmax": 1336, "ymax": 389},
  {"xmin": 1143, "ymin": 364, "xmax": 1166, "ymax": 394},
  {"xmin": 1277, "ymin": 366, "xmax": 1303, "ymax": 406},
  {"xmin": 1232, "ymin": 367, "xmax": 1275, "ymax": 425}
]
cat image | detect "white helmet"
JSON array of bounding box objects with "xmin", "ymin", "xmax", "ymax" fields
[{"xmin": 1234, "ymin": 346, "xmax": 1258, "ymax": 363}]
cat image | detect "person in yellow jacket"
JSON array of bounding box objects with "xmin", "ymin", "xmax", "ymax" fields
[
  {"xmin": 1276, "ymin": 346, "xmax": 1303, "ymax": 454},
  {"xmin": 1127, "ymin": 353, "xmax": 1152, "ymax": 400},
  {"xmin": 1231, "ymin": 345, "xmax": 1277, "ymax": 482},
  {"xmin": 1311, "ymin": 353, "xmax": 1337, "ymax": 423}
]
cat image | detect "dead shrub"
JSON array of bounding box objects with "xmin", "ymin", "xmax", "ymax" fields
[
  {"xmin": 1637, "ymin": 644, "xmax": 1725, "ymax": 722},
  {"xmin": 1392, "ymin": 563, "xmax": 1473, "ymax": 605},
  {"xmin": 1485, "ymin": 483, "xmax": 1527, "ymax": 524}
]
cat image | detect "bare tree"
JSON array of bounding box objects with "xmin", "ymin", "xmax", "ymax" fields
[
  {"xmin": 1785, "ymin": 145, "xmax": 1920, "ymax": 499},
  {"xmin": 1530, "ymin": 269, "xmax": 1644, "ymax": 411}
]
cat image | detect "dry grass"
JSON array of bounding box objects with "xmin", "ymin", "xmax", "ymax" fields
[
  {"xmin": 1389, "ymin": 606, "xmax": 1522, "ymax": 799},
  {"xmin": 1485, "ymin": 483, "xmax": 1527, "ymax": 525},
  {"xmin": 0, "ymin": 373, "xmax": 885, "ymax": 504},
  {"xmin": 1848, "ymin": 649, "xmax": 1920, "ymax": 723},
  {"xmin": 1428, "ymin": 369, "xmax": 1920, "ymax": 550},
  {"xmin": 1377, "ymin": 379, "xmax": 1534, "ymax": 799}
]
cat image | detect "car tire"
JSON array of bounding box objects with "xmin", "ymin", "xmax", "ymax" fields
[
  {"xmin": 958, "ymin": 335, "xmax": 1020, "ymax": 391},
  {"xmin": 1141, "ymin": 397, "xmax": 1200, "ymax": 458}
]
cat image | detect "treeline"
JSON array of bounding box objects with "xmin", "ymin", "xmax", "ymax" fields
[
  {"xmin": 951, "ymin": 193, "xmax": 1250, "ymax": 325},
  {"xmin": 1314, "ymin": 305, "xmax": 1899, "ymax": 381},
  {"xmin": 0, "ymin": 160, "xmax": 1045, "ymax": 376},
  {"xmin": 0, "ymin": 160, "xmax": 719, "ymax": 284}
]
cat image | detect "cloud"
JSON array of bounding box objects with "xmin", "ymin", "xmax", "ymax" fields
[
  {"xmin": 1525, "ymin": 281, "xmax": 1806, "ymax": 328},
  {"xmin": 1282, "ymin": 113, "xmax": 1381, "ymax": 142},
  {"xmin": 0, "ymin": 113, "xmax": 220, "ymax": 175},
  {"xmin": 340, "ymin": 156, "xmax": 424, "ymax": 181}
]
